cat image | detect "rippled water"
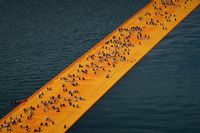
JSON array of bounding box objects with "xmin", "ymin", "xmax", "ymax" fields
[{"xmin": 0, "ymin": 0, "xmax": 199, "ymax": 133}]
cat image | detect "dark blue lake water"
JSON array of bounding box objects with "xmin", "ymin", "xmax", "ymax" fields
[{"xmin": 0, "ymin": 0, "xmax": 199, "ymax": 132}]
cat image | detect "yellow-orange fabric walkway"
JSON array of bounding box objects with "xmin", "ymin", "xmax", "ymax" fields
[{"xmin": 1, "ymin": 0, "xmax": 199, "ymax": 132}]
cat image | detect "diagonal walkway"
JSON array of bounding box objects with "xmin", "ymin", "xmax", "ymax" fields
[{"xmin": 0, "ymin": 0, "xmax": 199, "ymax": 132}]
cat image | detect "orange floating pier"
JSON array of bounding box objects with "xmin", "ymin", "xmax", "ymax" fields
[{"xmin": 1, "ymin": 0, "xmax": 199, "ymax": 132}]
